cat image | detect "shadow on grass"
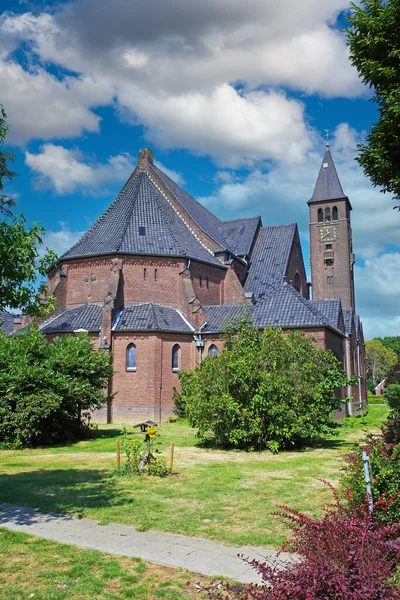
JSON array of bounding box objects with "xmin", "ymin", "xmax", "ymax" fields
[{"xmin": 0, "ymin": 469, "xmax": 131, "ymax": 518}]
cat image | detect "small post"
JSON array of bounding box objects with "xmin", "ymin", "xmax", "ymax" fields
[
  {"xmin": 169, "ymin": 443, "xmax": 175, "ymax": 474},
  {"xmin": 116, "ymin": 439, "xmax": 121, "ymax": 470},
  {"xmin": 362, "ymin": 450, "xmax": 373, "ymax": 513}
]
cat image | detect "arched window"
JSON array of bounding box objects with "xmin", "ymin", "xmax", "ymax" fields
[
  {"xmin": 332, "ymin": 206, "xmax": 338, "ymax": 221},
  {"xmin": 172, "ymin": 344, "xmax": 180, "ymax": 372},
  {"xmin": 294, "ymin": 273, "xmax": 301, "ymax": 294},
  {"xmin": 126, "ymin": 343, "xmax": 136, "ymax": 371},
  {"xmin": 325, "ymin": 207, "xmax": 331, "ymax": 223},
  {"xmin": 317, "ymin": 208, "xmax": 323, "ymax": 223},
  {"xmin": 209, "ymin": 344, "xmax": 218, "ymax": 357}
]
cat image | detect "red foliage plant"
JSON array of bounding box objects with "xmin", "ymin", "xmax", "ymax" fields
[{"xmin": 207, "ymin": 482, "xmax": 400, "ymax": 600}]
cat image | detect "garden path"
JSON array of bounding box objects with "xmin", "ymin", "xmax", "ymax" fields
[{"xmin": 0, "ymin": 504, "xmax": 295, "ymax": 583}]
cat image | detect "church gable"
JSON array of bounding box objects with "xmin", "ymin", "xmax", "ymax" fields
[{"xmin": 217, "ymin": 216, "xmax": 261, "ymax": 259}]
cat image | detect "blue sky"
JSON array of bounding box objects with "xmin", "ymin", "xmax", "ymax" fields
[{"xmin": 1, "ymin": 0, "xmax": 399, "ymax": 338}]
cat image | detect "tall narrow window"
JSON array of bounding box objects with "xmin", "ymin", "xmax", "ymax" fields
[
  {"xmin": 154, "ymin": 268, "xmax": 158, "ymax": 281},
  {"xmin": 325, "ymin": 207, "xmax": 331, "ymax": 223},
  {"xmin": 327, "ymin": 276, "xmax": 334, "ymax": 285},
  {"xmin": 294, "ymin": 273, "xmax": 301, "ymax": 293},
  {"xmin": 172, "ymin": 344, "xmax": 180, "ymax": 372},
  {"xmin": 209, "ymin": 344, "xmax": 218, "ymax": 357},
  {"xmin": 332, "ymin": 206, "xmax": 338, "ymax": 221},
  {"xmin": 317, "ymin": 208, "xmax": 323, "ymax": 223},
  {"xmin": 206, "ymin": 276, "xmax": 209, "ymax": 288},
  {"xmin": 126, "ymin": 343, "xmax": 136, "ymax": 371},
  {"xmin": 143, "ymin": 268, "xmax": 146, "ymax": 280},
  {"xmin": 199, "ymin": 275, "xmax": 202, "ymax": 287}
]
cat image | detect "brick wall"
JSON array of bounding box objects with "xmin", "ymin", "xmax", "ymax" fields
[{"xmin": 285, "ymin": 228, "xmax": 309, "ymax": 298}]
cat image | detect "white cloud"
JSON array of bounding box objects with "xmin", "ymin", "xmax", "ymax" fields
[
  {"xmin": 0, "ymin": 2, "xmax": 362, "ymax": 156},
  {"xmin": 42, "ymin": 223, "xmax": 85, "ymax": 256},
  {"xmin": 153, "ymin": 160, "xmax": 185, "ymax": 185},
  {"xmin": 25, "ymin": 144, "xmax": 135, "ymax": 193}
]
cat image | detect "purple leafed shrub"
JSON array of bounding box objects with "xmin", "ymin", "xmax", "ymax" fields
[{"xmin": 207, "ymin": 483, "xmax": 400, "ymax": 600}]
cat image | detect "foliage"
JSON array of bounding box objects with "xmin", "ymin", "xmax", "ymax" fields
[
  {"xmin": 384, "ymin": 383, "xmax": 400, "ymax": 413},
  {"xmin": 367, "ymin": 391, "xmax": 385, "ymax": 404},
  {"xmin": 207, "ymin": 486, "xmax": 400, "ymax": 600},
  {"xmin": 365, "ymin": 339, "xmax": 397, "ymax": 385},
  {"xmin": 387, "ymin": 362, "xmax": 400, "ymax": 385},
  {"xmin": 341, "ymin": 434, "xmax": 400, "ymax": 525},
  {"xmin": 177, "ymin": 318, "xmax": 352, "ymax": 450},
  {"xmin": 0, "ymin": 105, "xmax": 57, "ymax": 315},
  {"xmin": 375, "ymin": 336, "xmax": 400, "ymax": 360},
  {"xmin": 116, "ymin": 427, "xmax": 170, "ymax": 478},
  {"xmin": 0, "ymin": 328, "xmax": 113, "ymax": 447},
  {"xmin": 347, "ymin": 0, "xmax": 400, "ymax": 207},
  {"xmin": 383, "ymin": 384, "xmax": 400, "ymax": 444}
]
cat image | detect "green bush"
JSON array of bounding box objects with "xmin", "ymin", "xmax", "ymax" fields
[
  {"xmin": 383, "ymin": 384, "xmax": 400, "ymax": 444},
  {"xmin": 177, "ymin": 318, "xmax": 352, "ymax": 450},
  {"xmin": 367, "ymin": 391, "xmax": 386, "ymax": 405},
  {"xmin": 341, "ymin": 435, "xmax": 400, "ymax": 525},
  {"xmin": 0, "ymin": 328, "xmax": 113, "ymax": 447},
  {"xmin": 383, "ymin": 384, "xmax": 400, "ymax": 413}
]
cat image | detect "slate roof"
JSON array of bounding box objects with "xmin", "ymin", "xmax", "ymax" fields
[
  {"xmin": 61, "ymin": 172, "xmax": 223, "ymax": 267},
  {"xmin": 40, "ymin": 304, "xmax": 102, "ymax": 333},
  {"xmin": 149, "ymin": 163, "xmax": 228, "ymax": 249},
  {"xmin": 217, "ymin": 216, "xmax": 261, "ymax": 257},
  {"xmin": 343, "ymin": 307, "xmax": 354, "ymax": 336},
  {"xmin": 252, "ymin": 284, "xmax": 342, "ymax": 332},
  {"xmin": 201, "ymin": 304, "xmax": 249, "ymax": 334},
  {"xmin": 311, "ymin": 299, "xmax": 342, "ymax": 328},
  {"xmin": 244, "ymin": 224, "xmax": 297, "ymax": 301},
  {"xmin": 309, "ymin": 146, "xmax": 350, "ymax": 205},
  {"xmin": 0, "ymin": 310, "xmax": 16, "ymax": 335},
  {"xmin": 113, "ymin": 303, "xmax": 194, "ymax": 333}
]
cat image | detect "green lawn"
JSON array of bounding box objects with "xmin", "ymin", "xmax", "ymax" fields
[
  {"xmin": 0, "ymin": 406, "xmax": 388, "ymax": 549},
  {"xmin": 0, "ymin": 528, "xmax": 207, "ymax": 599}
]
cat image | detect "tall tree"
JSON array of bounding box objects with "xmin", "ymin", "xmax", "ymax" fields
[
  {"xmin": 347, "ymin": 0, "xmax": 400, "ymax": 208},
  {"xmin": 365, "ymin": 339, "xmax": 397, "ymax": 385},
  {"xmin": 374, "ymin": 336, "xmax": 400, "ymax": 361},
  {"xmin": 0, "ymin": 105, "xmax": 56, "ymax": 315}
]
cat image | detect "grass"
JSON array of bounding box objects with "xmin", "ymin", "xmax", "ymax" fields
[
  {"xmin": 0, "ymin": 528, "xmax": 208, "ymax": 599},
  {"xmin": 0, "ymin": 406, "xmax": 389, "ymax": 550}
]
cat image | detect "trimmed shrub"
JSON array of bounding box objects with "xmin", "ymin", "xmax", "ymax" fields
[{"xmin": 207, "ymin": 486, "xmax": 400, "ymax": 600}]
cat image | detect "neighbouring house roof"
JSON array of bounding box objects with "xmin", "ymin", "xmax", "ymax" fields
[
  {"xmin": 309, "ymin": 146, "xmax": 350, "ymax": 206},
  {"xmin": 40, "ymin": 304, "xmax": 102, "ymax": 333},
  {"xmin": 61, "ymin": 171, "xmax": 224, "ymax": 267},
  {"xmin": 244, "ymin": 224, "xmax": 297, "ymax": 301},
  {"xmin": 0, "ymin": 310, "xmax": 16, "ymax": 335},
  {"xmin": 217, "ymin": 216, "xmax": 261, "ymax": 258},
  {"xmin": 311, "ymin": 299, "xmax": 342, "ymax": 329},
  {"xmin": 113, "ymin": 303, "xmax": 194, "ymax": 333}
]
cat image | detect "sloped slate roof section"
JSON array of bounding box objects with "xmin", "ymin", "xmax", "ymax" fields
[
  {"xmin": 114, "ymin": 303, "xmax": 194, "ymax": 333},
  {"xmin": 40, "ymin": 304, "xmax": 102, "ymax": 333},
  {"xmin": 61, "ymin": 172, "xmax": 222, "ymax": 267},
  {"xmin": 252, "ymin": 283, "xmax": 342, "ymax": 333},
  {"xmin": 0, "ymin": 310, "xmax": 15, "ymax": 335},
  {"xmin": 149, "ymin": 163, "xmax": 228, "ymax": 249},
  {"xmin": 343, "ymin": 307, "xmax": 354, "ymax": 336},
  {"xmin": 244, "ymin": 224, "xmax": 296, "ymax": 301},
  {"xmin": 312, "ymin": 299, "xmax": 342, "ymax": 328},
  {"xmin": 217, "ymin": 216, "xmax": 261, "ymax": 257},
  {"xmin": 201, "ymin": 303, "xmax": 249, "ymax": 333},
  {"xmin": 309, "ymin": 148, "xmax": 348, "ymax": 204}
]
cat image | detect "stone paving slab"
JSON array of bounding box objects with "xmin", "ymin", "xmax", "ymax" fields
[{"xmin": 0, "ymin": 505, "xmax": 295, "ymax": 584}]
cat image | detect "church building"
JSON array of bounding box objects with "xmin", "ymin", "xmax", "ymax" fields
[{"xmin": 6, "ymin": 143, "xmax": 367, "ymax": 422}]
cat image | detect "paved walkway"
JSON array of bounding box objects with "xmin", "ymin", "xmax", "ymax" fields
[{"xmin": 0, "ymin": 505, "xmax": 295, "ymax": 584}]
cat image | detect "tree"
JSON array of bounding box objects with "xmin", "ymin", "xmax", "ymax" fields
[
  {"xmin": 176, "ymin": 317, "xmax": 351, "ymax": 451},
  {"xmin": 0, "ymin": 328, "xmax": 114, "ymax": 447},
  {"xmin": 374, "ymin": 335, "xmax": 400, "ymax": 361},
  {"xmin": 365, "ymin": 339, "xmax": 397, "ymax": 385},
  {"xmin": 0, "ymin": 105, "xmax": 57, "ymax": 314},
  {"xmin": 347, "ymin": 0, "xmax": 400, "ymax": 207}
]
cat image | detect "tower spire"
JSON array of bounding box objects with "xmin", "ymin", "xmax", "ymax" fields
[{"xmin": 308, "ymin": 144, "xmax": 350, "ymax": 207}]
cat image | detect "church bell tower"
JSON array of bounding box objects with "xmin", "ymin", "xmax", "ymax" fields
[{"xmin": 308, "ymin": 143, "xmax": 355, "ymax": 310}]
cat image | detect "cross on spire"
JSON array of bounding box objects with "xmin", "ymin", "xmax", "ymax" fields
[{"xmin": 324, "ymin": 129, "xmax": 330, "ymax": 147}]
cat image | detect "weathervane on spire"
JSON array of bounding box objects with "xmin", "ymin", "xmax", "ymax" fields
[{"xmin": 325, "ymin": 129, "xmax": 330, "ymax": 147}]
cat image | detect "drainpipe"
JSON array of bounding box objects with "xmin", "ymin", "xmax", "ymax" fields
[
  {"xmin": 356, "ymin": 339, "xmax": 363, "ymax": 413},
  {"xmin": 345, "ymin": 336, "xmax": 352, "ymax": 417}
]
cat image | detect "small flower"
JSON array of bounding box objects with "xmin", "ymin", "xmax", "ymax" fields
[{"xmin": 147, "ymin": 426, "xmax": 158, "ymax": 438}]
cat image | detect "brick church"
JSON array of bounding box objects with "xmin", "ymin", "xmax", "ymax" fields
[{"xmin": 2, "ymin": 143, "xmax": 367, "ymax": 422}]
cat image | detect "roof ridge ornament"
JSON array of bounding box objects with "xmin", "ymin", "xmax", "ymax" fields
[{"xmin": 324, "ymin": 129, "xmax": 330, "ymax": 148}]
